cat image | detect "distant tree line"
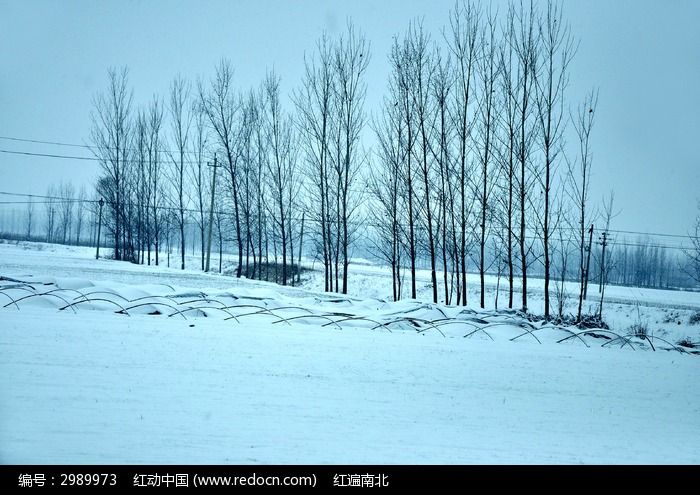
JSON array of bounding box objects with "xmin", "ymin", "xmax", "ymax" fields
[{"xmin": 0, "ymin": 181, "xmax": 97, "ymax": 246}]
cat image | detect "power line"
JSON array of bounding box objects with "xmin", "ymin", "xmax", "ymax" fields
[
  {"xmin": 0, "ymin": 201, "xmax": 82, "ymax": 205},
  {"xmin": 0, "ymin": 191, "xmax": 694, "ymax": 252},
  {"xmin": 0, "ymin": 189, "xmax": 695, "ymax": 241},
  {"xmin": 0, "ymin": 143, "xmax": 370, "ymax": 194},
  {"xmin": 0, "ymin": 191, "xmax": 91, "ymax": 202},
  {"xmin": 0, "ymin": 149, "xmax": 97, "ymax": 161},
  {"xmin": 0, "ymin": 135, "xmax": 93, "ymax": 150},
  {"xmin": 0, "ymin": 147, "xmax": 373, "ymax": 195},
  {"xmin": 0, "ymin": 147, "xmax": 209, "ymax": 165},
  {"xmin": 1, "ymin": 143, "xmax": 694, "ymax": 241},
  {"xmin": 602, "ymin": 228, "xmax": 693, "ymax": 240},
  {"xmin": 0, "ymin": 135, "xmax": 203, "ymax": 157},
  {"xmin": 605, "ymin": 240, "xmax": 690, "ymax": 251},
  {"xmin": 0, "ymin": 133, "xmax": 696, "ymax": 244}
]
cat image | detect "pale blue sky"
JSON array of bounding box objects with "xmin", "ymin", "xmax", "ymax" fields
[{"xmin": 1, "ymin": 0, "xmax": 698, "ymax": 235}]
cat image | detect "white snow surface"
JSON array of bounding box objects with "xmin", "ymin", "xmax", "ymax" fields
[{"xmin": 1, "ymin": 240, "xmax": 699, "ymax": 464}]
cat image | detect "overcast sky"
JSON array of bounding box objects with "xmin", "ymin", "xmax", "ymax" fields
[{"xmin": 1, "ymin": 0, "xmax": 698, "ymax": 236}]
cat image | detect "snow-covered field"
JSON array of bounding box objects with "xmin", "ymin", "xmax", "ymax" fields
[{"xmin": 1, "ymin": 240, "xmax": 699, "ymax": 464}]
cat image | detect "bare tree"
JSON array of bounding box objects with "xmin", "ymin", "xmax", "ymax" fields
[
  {"xmin": 167, "ymin": 75, "xmax": 193, "ymax": 270},
  {"xmin": 497, "ymin": 4, "xmax": 519, "ymax": 309},
  {"xmin": 148, "ymin": 96, "xmax": 164, "ymax": 265},
  {"xmin": 474, "ymin": 10, "xmax": 500, "ymax": 309},
  {"xmin": 569, "ymin": 89, "xmax": 598, "ymax": 321},
  {"xmin": 371, "ymin": 79, "xmax": 407, "ymax": 301},
  {"xmin": 685, "ymin": 203, "xmax": 700, "ymax": 284},
  {"xmin": 189, "ymin": 100, "xmax": 210, "ymax": 271},
  {"xmin": 253, "ymin": 88, "xmax": 269, "ymax": 281},
  {"xmin": 199, "ymin": 59, "xmax": 244, "ymax": 278},
  {"xmin": 263, "ymin": 70, "xmax": 296, "ymax": 285},
  {"xmin": 432, "ymin": 50, "xmax": 455, "ymax": 304},
  {"xmin": 406, "ymin": 21, "xmax": 439, "ymax": 303},
  {"xmin": 597, "ymin": 191, "xmax": 618, "ymax": 318},
  {"xmin": 513, "ymin": 0, "xmax": 539, "ymax": 313},
  {"xmin": 553, "ymin": 215, "xmax": 573, "ymax": 320},
  {"xmin": 286, "ymin": 136, "xmax": 302, "ymax": 287},
  {"xmin": 295, "ymin": 33, "xmax": 336, "ymax": 292},
  {"xmin": 57, "ymin": 181, "xmax": 75, "ymax": 244},
  {"xmin": 91, "ymin": 67, "xmax": 133, "ymax": 260},
  {"xmin": 392, "ymin": 30, "xmax": 419, "ymax": 299},
  {"xmin": 534, "ymin": 0, "xmax": 575, "ymax": 319},
  {"xmin": 132, "ymin": 109, "xmax": 148, "ymax": 263},
  {"xmin": 333, "ymin": 21, "xmax": 370, "ymax": 294},
  {"xmin": 44, "ymin": 185, "xmax": 57, "ymax": 243},
  {"xmin": 239, "ymin": 91, "xmax": 260, "ymax": 278},
  {"xmin": 25, "ymin": 197, "xmax": 34, "ymax": 240},
  {"xmin": 74, "ymin": 185, "xmax": 87, "ymax": 244},
  {"xmin": 447, "ymin": 0, "xmax": 480, "ymax": 306}
]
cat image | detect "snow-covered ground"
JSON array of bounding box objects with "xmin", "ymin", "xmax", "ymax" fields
[{"xmin": 1, "ymin": 240, "xmax": 699, "ymax": 463}]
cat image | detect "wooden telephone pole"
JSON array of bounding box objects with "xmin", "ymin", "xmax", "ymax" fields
[
  {"xmin": 205, "ymin": 156, "xmax": 218, "ymax": 272},
  {"xmin": 582, "ymin": 224, "xmax": 594, "ymax": 300},
  {"xmin": 95, "ymin": 198, "xmax": 104, "ymax": 260},
  {"xmin": 598, "ymin": 231, "xmax": 609, "ymax": 317}
]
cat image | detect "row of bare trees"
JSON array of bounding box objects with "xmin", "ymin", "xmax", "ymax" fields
[
  {"xmin": 369, "ymin": 0, "xmax": 607, "ymax": 320},
  {"xmin": 81, "ymin": 0, "xmax": 699, "ymax": 313},
  {"xmin": 41, "ymin": 182, "xmax": 88, "ymax": 245},
  {"xmin": 294, "ymin": 27, "xmax": 369, "ymax": 293},
  {"xmin": 0, "ymin": 181, "xmax": 97, "ymax": 246},
  {"xmin": 689, "ymin": 205, "xmax": 700, "ymax": 284},
  {"xmin": 90, "ymin": 23, "xmax": 368, "ymax": 290}
]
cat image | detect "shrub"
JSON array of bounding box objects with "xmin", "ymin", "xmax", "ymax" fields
[
  {"xmin": 677, "ymin": 337, "xmax": 697, "ymax": 349},
  {"xmin": 689, "ymin": 312, "xmax": 700, "ymax": 326},
  {"xmin": 576, "ymin": 313, "xmax": 609, "ymax": 330},
  {"xmin": 662, "ymin": 310, "xmax": 681, "ymax": 324},
  {"xmin": 629, "ymin": 322, "xmax": 648, "ymax": 338}
]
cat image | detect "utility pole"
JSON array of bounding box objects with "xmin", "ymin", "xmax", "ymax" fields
[
  {"xmin": 582, "ymin": 224, "xmax": 594, "ymax": 300},
  {"xmin": 598, "ymin": 231, "xmax": 609, "ymax": 317},
  {"xmin": 95, "ymin": 198, "xmax": 104, "ymax": 260},
  {"xmin": 598, "ymin": 231, "xmax": 608, "ymax": 293},
  {"xmin": 205, "ymin": 156, "xmax": 218, "ymax": 272},
  {"xmin": 297, "ymin": 210, "xmax": 305, "ymax": 285}
]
